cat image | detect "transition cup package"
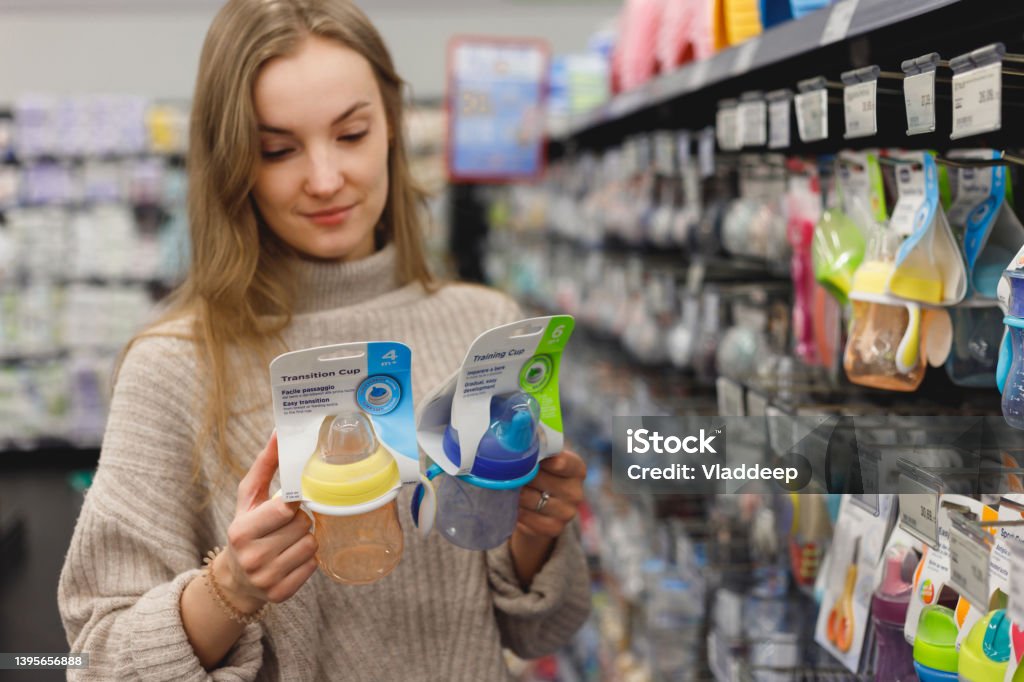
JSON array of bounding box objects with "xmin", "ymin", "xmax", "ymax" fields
[
  {"xmin": 812, "ymin": 151, "xmax": 886, "ymax": 305},
  {"xmin": 269, "ymin": 342, "xmax": 421, "ymax": 585},
  {"xmin": 813, "ymin": 494, "xmax": 896, "ymax": 673},
  {"xmin": 887, "ymin": 151, "xmax": 967, "ymax": 307},
  {"xmin": 843, "ymin": 154, "xmax": 963, "ymax": 393},
  {"xmin": 947, "ymin": 150, "xmax": 1024, "ymax": 301},
  {"xmin": 413, "ymin": 316, "xmax": 574, "ymax": 550}
]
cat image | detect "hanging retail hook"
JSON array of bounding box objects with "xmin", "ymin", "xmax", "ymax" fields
[{"xmin": 799, "ymin": 75, "xmax": 842, "ymax": 91}]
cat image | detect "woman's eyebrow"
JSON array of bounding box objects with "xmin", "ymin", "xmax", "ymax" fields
[{"xmin": 258, "ymin": 101, "xmax": 372, "ymax": 135}]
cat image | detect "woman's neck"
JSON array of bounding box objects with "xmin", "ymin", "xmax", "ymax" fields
[{"xmin": 290, "ymin": 243, "xmax": 401, "ymax": 314}]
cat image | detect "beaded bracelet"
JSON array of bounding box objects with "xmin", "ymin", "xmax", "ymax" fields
[{"xmin": 201, "ymin": 547, "xmax": 269, "ymax": 625}]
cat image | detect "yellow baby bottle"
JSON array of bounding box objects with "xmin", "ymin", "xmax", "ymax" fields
[{"xmin": 301, "ymin": 412, "xmax": 403, "ymax": 585}]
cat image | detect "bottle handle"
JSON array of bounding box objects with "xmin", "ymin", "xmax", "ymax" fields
[
  {"xmin": 272, "ymin": 490, "xmax": 316, "ymax": 534},
  {"xmin": 895, "ymin": 303, "xmax": 921, "ymax": 374},
  {"xmin": 411, "ymin": 465, "xmax": 441, "ymax": 539},
  {"xmin": 997, "ymin": 326, "xmax": 1013, "ymax": 394}
]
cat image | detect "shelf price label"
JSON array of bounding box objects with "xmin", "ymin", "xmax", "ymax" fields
[
  {"xmin": 948, "ymin": 513, "xmax": 991, "ymax": 609},
  {"xmin": 795, "ymin": 86, "xmax": 828, "ymax": 143},
  {"xmin": 767, "ymin": 89, "xmax": 792, "ymax": 150},
  {"xmin": 1010, "ymin": 538, "xmax": 1024, "ymax": 625},
  {"xmin": 739, "ymin": 93, "xmax": 767, "ymax": 147},
  {"xmin": 746, "ymin": 389, "xmax": 769, "ymax": 418},
  {"xmin": 716, "ymin": 377, "xmax": 745, "ymax": 416},
  {"xmin": 898, "ymin": 461, "xmax": 941, "ymax": 547},
  {"xmin": 677, "ymin": 130, "xmax": 693, "ymax": 170},
  {"xmin": 654, "ymin": 131, "xmax": 676, "ymax": 174},
  {"xmin": 765, "ymin": 405, "xmax": 796, "ymax": 457},
  {"xmin": 698, "ymin": 126, "xmax": 716, "ymax": 178},
  {"xmin": 903, "ymin": 53, "xmax": 939, "ymax": 135},
  {"xmin": 904, "ymin": 71, "xmax": 936, "ymax": 135},
  {"xmin": 716, "ymin": 101, "xmax": 742, "ymax": 151},
  {"xmin": 950, "ymin": 44, "xmax": 1004, "ymax": 140},
  {"xmin": 842, "ymin": 67, "xmax": 878, "ymax": 139}
]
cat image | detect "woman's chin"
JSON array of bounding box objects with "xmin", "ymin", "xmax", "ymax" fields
[{"xmin": 295, "ymin": 233, "xmax": 375, "ymax": 262}]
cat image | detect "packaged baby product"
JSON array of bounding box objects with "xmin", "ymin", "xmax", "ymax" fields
[
  {"xmin": 269, "ymin": 342, "xmax": 418, "ymax": 585},
  {"xmin": 414, "ymin": 316, "xmax": 574, "ymax": 550}
]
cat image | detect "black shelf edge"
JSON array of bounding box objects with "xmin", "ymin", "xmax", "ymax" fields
[{"xmin": 0, "ymin": 444, "xmax": 100, "ymax": 470}]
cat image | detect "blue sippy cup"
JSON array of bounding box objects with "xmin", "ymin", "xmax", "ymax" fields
[
  {"xmin": 997, "ymin": 271, "xmax": 1024, "ymax": 428},
  {"xmin": 426, "ymin": 393, "xmax": 541, "ymax": 551}
]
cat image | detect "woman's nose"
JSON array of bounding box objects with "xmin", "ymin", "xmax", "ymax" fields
[{"xmin": 304, "ymin": 146, "xmax": 345, "ymax": 198}]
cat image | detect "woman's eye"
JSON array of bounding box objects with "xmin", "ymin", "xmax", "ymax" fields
[
  {"xmin": 261, "ymin": 148, "xmax": 294, "ymax": 160},
  {"xmin": 338, "ymin": 131, "xmax": 368, "ymax": 143}
]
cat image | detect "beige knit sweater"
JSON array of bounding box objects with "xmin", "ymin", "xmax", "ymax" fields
[{"xmin": 58, "ymin": 244, "xmax": 591, "ymax": 681}]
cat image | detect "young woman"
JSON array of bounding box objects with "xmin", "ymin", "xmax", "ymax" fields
[{"xmin": 58, "ymin": 1, "xmax": 590, "ymax": 679}]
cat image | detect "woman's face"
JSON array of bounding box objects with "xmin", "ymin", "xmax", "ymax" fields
[{"xmin": 252, "ymin": 35, "xmax": 390, "ymax": 261}]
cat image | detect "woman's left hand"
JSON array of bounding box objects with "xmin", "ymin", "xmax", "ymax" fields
[
  {"xmin": 507, "ymin": 450, "xmax": 586, "ymax": 586},
  {"xmin": 516, "ymin": 450, "xmax": 587, "ymax": 539}
]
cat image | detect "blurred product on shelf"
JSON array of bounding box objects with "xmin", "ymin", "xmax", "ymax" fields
[
  {"xmin": 713, "ymin": 0, "xmax": 762, "ymax": 49},
  {"xmin": 0, "ymin": 93, "xmax": 446, "ymax": 452},
  {"xmin": 614, "ymin": 0, "xmax": 663, "ymax": 92},
  {"xmin": 0, "ymin": 97, "xmax": 190, "ymax": 452}
]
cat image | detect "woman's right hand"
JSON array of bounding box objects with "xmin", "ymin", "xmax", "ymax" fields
[{"xmin": 214, "ymin": 431, "xmax": 319, "ymax": 614}]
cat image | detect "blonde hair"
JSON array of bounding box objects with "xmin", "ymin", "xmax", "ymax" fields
[{"xmin": 129, "ymin": 0, "xmax": 434, "ymax": 479}]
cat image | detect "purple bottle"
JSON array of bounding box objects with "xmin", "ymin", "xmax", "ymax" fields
[{"xmin": 871, "ymin": 545, "xmax": 918, "ymax": 682}]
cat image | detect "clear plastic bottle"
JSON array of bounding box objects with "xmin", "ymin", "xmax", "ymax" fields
[
  {"xmin": 844, "ymin": 300, "xmax": 927, "ymax": 391},
  {"xmin": 945, "ymin": 303, "xmax": 1001, "ymax": 387},
  {"xmin": 301, "ymin": 413, "xmax": 403, "ymax": 585},
  {"xmin": 1001, "ymin": 323, "xmax": 1024, "ymax": 429},
  {"xmin": 432, "ymin": 393, "xmax": 541, "ymax": 551}
]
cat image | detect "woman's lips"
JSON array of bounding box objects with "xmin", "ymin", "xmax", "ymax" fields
[{"xmin": 302, "ymin": 204, "xmax": 356, "ymax": 227}]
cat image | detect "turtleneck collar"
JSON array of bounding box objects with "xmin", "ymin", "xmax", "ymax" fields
[{"xmin": 290, "ymin": 242, "xmax": 402, "ymax": 314}]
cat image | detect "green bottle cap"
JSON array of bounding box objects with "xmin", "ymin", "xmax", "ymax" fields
[{"xmin": 913, "ymin": 605, "xmax": 959, "ymax": 673}]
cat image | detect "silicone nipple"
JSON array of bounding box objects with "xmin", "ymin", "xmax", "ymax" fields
[
  {"xmin": 496, "ymin": 409, "xmax": 534, "ymax": 452},
  {"xmin": 491, "ymin": 395, "xmax": 540, "ymax": 454},
  {"xmin": 322, "ymin": 413, "xmax": 377, "ymax": 465}
]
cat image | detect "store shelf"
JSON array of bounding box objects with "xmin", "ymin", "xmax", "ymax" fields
[
  {"xmin": 554, "ymin": 0, "xmax": 960, "ymax": 141},
  {"xmin": 0, "ymin": 444, "xmax": 100, "ymax": 468}
]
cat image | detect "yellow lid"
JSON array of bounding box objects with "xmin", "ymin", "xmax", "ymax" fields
[
  {"xmin": 888, "ymin": 266, "xmax": 944, "ymax": 305},
  {"xmin": 851, "ymin": 260, "xmax": 894, "ymax": 296},
  {"xmin": 301, "ymin": 414, "xmax": 400, "ymax": 507}
]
